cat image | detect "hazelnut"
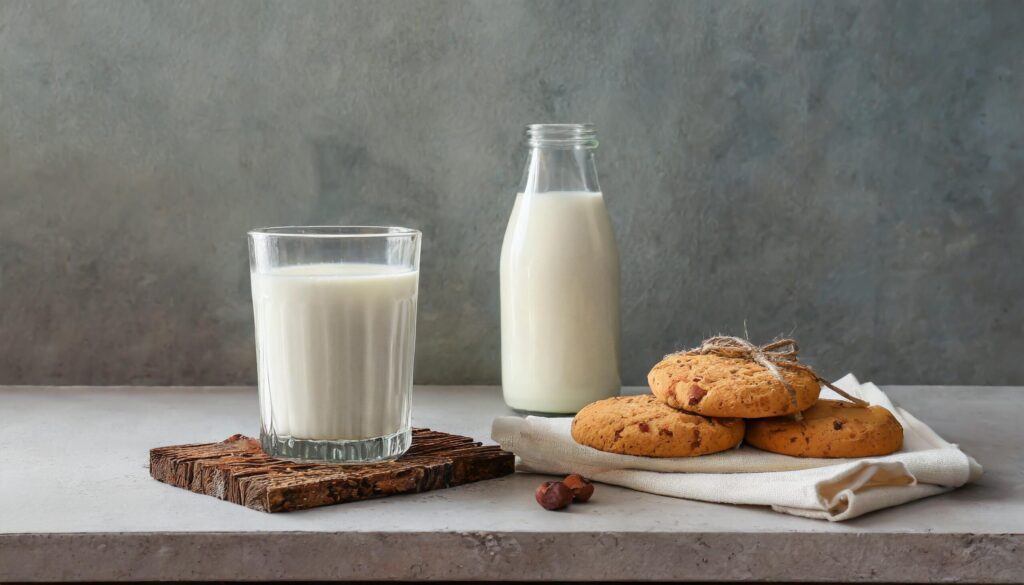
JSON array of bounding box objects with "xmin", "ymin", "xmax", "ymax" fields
[
  {"xmin": 535, "ymin": 481, "xmax": 573, "ymax": 511},
  {"xmin": 562, "ymin": 473, "xmax": 595, "ymax": 503}
]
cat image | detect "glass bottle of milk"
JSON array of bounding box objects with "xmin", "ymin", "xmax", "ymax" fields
[{"xmin": 500, "ymin": 123, "xmax": 621, "ymax": 414}]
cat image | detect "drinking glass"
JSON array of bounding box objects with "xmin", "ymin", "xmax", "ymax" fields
[{"xmin": 248, "ymin": 226, "xmax": 421, "ymax": 463}]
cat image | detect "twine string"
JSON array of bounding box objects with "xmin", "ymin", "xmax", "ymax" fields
[{"xmin": 670, "ymin": 336, "xmax": 868, "ymax": 419}]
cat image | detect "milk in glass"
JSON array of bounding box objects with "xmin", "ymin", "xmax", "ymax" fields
[{"xmin": 251, "ymin": 263, "xmax": 418, "ymax": 441}]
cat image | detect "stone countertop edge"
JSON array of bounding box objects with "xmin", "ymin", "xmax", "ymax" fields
[{"xmin": 2, "ymin": 531, "xmax": 1021, "ymax": 582}]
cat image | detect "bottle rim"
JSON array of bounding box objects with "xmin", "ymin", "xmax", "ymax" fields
[{"xmin": 525, "ymin": 123, "xmax": 598, "ymax": 148}]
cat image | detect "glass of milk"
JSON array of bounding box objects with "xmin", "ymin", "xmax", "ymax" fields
[
  {"xmin": 500, "ymin": 124, "xmax": 621, "ymax": 414},
  {"xmin": 248, "ymin": 226, "xmax": 420, "ymax": 463}
]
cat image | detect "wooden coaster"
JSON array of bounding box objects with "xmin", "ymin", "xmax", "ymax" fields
[{"xmin": 150, "ymin": 429, "xmax": 515, "ymax": 513}]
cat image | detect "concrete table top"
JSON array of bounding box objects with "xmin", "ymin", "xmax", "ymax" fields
[{"xmin": 0, "ymin": 385, "xmax": 1021, "ymax": 582}]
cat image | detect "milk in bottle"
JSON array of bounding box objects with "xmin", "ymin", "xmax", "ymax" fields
[{"xmin": 500, "ymin": 124, "xmax": 621, "ymax": 413}]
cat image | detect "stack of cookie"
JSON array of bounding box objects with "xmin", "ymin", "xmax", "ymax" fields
[{"xmin": 572, "ymin": 342, "xmax": 904, "ymax": 459}]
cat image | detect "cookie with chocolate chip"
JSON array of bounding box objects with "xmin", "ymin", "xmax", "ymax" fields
[
  {"xmin": 648, "ymin": 353, "xmax": 820, "ymax": 418},
  {"xmin": 571, "ymin": 395, "xmax": 744, "ymax": 457},
  {"xmin": 745, "ymin": 399, "xmax": 903, "ymax": 458}
]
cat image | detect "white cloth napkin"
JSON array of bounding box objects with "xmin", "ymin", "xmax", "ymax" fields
[{"xmin": 491, "ymin": 374, "xmax": 982, "ymax": 521}]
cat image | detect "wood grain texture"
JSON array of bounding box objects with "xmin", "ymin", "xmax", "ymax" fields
[{"xmin": 149, "ymin": 430, "xmax": 514, "ymax": 512}]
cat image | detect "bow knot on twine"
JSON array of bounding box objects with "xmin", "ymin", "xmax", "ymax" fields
[{"xmin": 675, "ymin": 336, "xmax": 868, "ymax": 419}]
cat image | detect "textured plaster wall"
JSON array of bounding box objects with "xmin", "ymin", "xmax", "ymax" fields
[{"xmin": 0, "ymin": 0, "xmax": 1021, "ymax": 386}]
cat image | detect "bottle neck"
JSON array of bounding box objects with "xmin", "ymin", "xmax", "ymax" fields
[{"xmin": 519, "ymin": 124, "xmax": 601, "ymax": 194}]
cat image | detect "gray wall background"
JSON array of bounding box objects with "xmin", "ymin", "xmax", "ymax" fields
[{"xmin": 1, "ymin": 0, "xmax": 1021, "ymax": 387}]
